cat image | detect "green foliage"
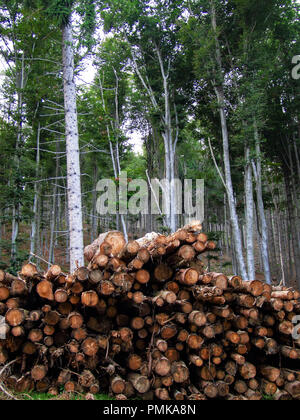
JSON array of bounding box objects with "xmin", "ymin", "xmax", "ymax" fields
[{"xmin": 45, "ymin": 0, "xmax": 75, "ymax": 25}]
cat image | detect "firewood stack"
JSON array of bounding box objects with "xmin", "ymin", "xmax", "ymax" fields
[{"xmin": 0, "ymin": 221, "xmax": 300, "ymax": 400}]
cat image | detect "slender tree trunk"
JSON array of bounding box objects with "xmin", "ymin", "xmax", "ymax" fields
[
  {"xmin": 49, "ymin": 183, "xmax": 57, "ymax": 267},
  {"xmin": 49, "ymin": 142, "xmax": 60, "ymax": 266},
  {"xmin": 210, "ymin": 0, "xmax": 248, "ymax": 280},
  {"xmin": 252, "ymin": 123, "xmax": 271, "ymax": 284},
  {"xmin": 62, "ymin": 18, "xmax": 84, "ymax": 271},
  {"xmin": 99, "ymin": 73, "xmax": 128, "ymax": 241},
  {"xmin": 245, "ymin": 144, "xmax": 255, "ymax": 280},
  {"xmin": 284, "ymin": 207, "xmax": 293, "ymax": 281},
  {"xmin": 90, "ymin": 165, "xmax": 98, "ymax": 242},
  {"xmin": 11, "ymin": 53, "xmax": 25, "ymax": 264},
  {"xmin": 254, "ymin": 201, "xmax": 263, "ymax": 273},
  {"xmin": 112, "ymin": 68, "xmax": 128, "ymax": 241},
  {"xmin": 275, "ymin": 209, "xmax": 286, "ymax": 286},
  {"xmin": 294, "ymin": 137, "xmax": 300, "ymax": 182},
  {"xmin": 30, "ymin": 123, "xmax": 41, "ymax": 257}
]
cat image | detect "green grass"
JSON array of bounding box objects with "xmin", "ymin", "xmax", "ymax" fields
[
  {"xmin": 0, "ymin": 391, "xmax": 114, "ymax": 401},
  {"xmin": 262, "ymin": 394, "xmax": 274, "ymax": 401}
]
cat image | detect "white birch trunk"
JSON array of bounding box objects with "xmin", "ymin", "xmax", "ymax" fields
[
  {"xmin": 30, "ymin": 123, "xmax": 41, "ymax": 256},
  {"xmin": 11, "ymin": 53, "xmax": 25, "ymax": 262},
  {"xmin": 49, "ymin": 183, "xmax": 57, "ymax": 266},
  {"xmin": 113, "ymin": 70, "xmax": 128, "ymax": 241},
  {"xmin": 157, "ymin": 47, "xmax": 176, "ymax": 232},
  {"xmin": 99, "ymin": 74, "xmax": 128, "ymax": 241},
  {"xmin": 252, "ymin": 123, "xmax": 271, "ymax": 284},
  {"xmin": 90, "ymin": 165, "xmax": 98, "ymax": 242},
  {"xmin": 62, "ymin": 19, "xmax": 84, "ymax": 271},
  {"xmin": 245, "ymin": 144, "xmax": 255, "ymax": 280}
]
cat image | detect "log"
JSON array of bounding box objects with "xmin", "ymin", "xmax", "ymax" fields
[
  {"xmin": 0, "ymin": 285, "xmax": 10, "ymax": 301},
  {"xmin": 68, "ymin": 312, "xmax": 84, "ymax": 329},
  {"xmin": 36, "ymin": 280, "xmax": 54, "ymax": 301},
  {"xmin": 89, "ymin": 269, "xmax": 103, "ymax": 285},
  {"xmin": 127, "ymin": 354, "xmax": 142, "ymax": 371},
  {"xmin": 5, "ymin": 308, "xmax": 24, "ymax": 326},
  {"xmin": 54, "ymin": 289, "xmax": 68, "ymax": 303},
  {"xmin": 28, "ymin": 329, "xmax": 43, "ymax": 343},
  {"xmin": 239, "ymin": 363, "xmax": 256, "ymax": 380},
  {"xmin": 261, "ymin": 380, "xmax": 277, "ymax": 396},
  {"xmin": 154, "ymin": 357, "xmax": 171, "ymax": 376},
  {"xmin": 0, "ymin": 270, "xmax": 18, "ymax": 284},
  {"xmin": 45, "ymin": 265, "xmax": 62, "ymax": 280},
  {"xmin": 135, "ymin": 270, "xmax": 150, "ymax": 285},
  {"xmin": 21, "ymin": 263, "xmax": 38, "ymax": 278},
  {"xmin": 31, "ymin": 365, "xmax": 47, "ymax": 381},
  {"xmin": 178, "ymin": 245, "xmax": 196, "ymax": 261},
  {"xmin": 281, "ymin": 346, "xmax": 300, "ymax": 360},
  {"xmin": 209, "ymin": 273, "xmax": 228, "ymax": 290},
  {"xmin": 176, "ymin": 268, "xmax": 199, "ymax": 286},
  {"xmin": 171, "ymin": 361, "xmax": 189, "ymax": 383},
  {"xmin": 128, "ymin": 373, "xmax": 150, "ymax": 394},
  {"xmin": 44, "ymin": 311, "xmax": 60, "ymax": 326},
  {"xmin": 260, "ymin": 366, "xmax": 281, "ymax": 383},
  {"xmin": 154, "ymin": 264, "xmax": 173, "ymax": 282},
  {"xmin": 11, "ymin": 326, "xmax": 25, "ymax": 337},
  {"xmin": 22, "ymin": 342, "xmax": 37, "ymax": 355},
  {"xmin": 187, "ymin": 334, "xmax": 204, "ymax": 350},
  {"xmin": 11, "ymin": 279, "xmax": 27, "ymax": 296},
  {"xmin": 81, "ymin": 290, "xmax": 99, "ymax": 307},
  {"xmin": 271, "ymin": 290, "xmax": 294, "ymax": 300},
  {"xmin": 161, "ymin": 324, "xmax": 178, "ymax": 340},
  {"xmin": 202, "ymin": 382, "xmax": 218, "ymax": 398},
  {"xmin": 234, "ymin": 380, "xmax": 248, "ymax": 395},
  {"xmin": 84, "ymin": 231, "xmax": 126, "ymax": 261},
  {"xmin": 155, "ymin": 388, "xmax": 170, "ymax": 400},
  {"xmin": 188, "ymin": 310, "xmax": 207, "ymax": 327},
  {"xmin": 98, "ymin": 280, "xmax": 115, "ymax": 296},
  {"xmin": 284, "ymin": 381, "xmax": 300, "ymax": 399},
  {"xmin": 130, "ymin": 317, "xmax": 144, "ymax": 330},
  {"xmin": 273, "ymin": 390, "xmax": 292, "ymax": 400},
  {"xmin": 189, "ymin": 354, "xmax": 204, "ymax": 367}
]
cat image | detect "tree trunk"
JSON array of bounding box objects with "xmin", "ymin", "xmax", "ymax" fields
[
  {"xmin": 157, "ymin": 46, "xmax": 177, "ymax": 233},
  {"xmin": 245, "ymin": 144, "xmax": 255, "ymax": 280},
  {"xmin": 252, "ymin": 124, "xmax": 271, "ymax": 284},
  {"xmin": 210, "ymin": 0, "xmax": 248, "ymax": 280},
  {"xmin": 30, "ymin": 123, "xmax": 41, "ymax": 258},
  {"xmin": 90, "ymin": 164, "xmax": 98, "ymax": 242},
  {"xmin": 11, "ymin": 53, "xmax": 25, "ymax": 264},
  {"xmin": 62, "ymin": 18, "xmax": 84, "ymax": 271}
]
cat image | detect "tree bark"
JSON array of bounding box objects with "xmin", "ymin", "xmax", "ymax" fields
[
  {"xmin": 62, "ymin": 17, "xmax": 84, "ymax": 271},
  {"xmin": 30, "ymin": 122, "xmax": 41, "ymax": 258},
  {"xmin": 252, "ymin": 123, "xmax": 271, "ymax": 284},
  {"xmin": 245, "ymin": 144, "xmax": 255, "ymax": 280}
]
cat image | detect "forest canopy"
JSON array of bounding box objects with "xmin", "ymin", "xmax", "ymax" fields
[{"xmin": 0, "ymin": 0, "xmax": 299, "ymax": 289}]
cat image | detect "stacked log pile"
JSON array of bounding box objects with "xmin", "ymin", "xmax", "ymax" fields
[{"xmin": 0, "ymin": 221, "xmax": 300, "ymax": 400}]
